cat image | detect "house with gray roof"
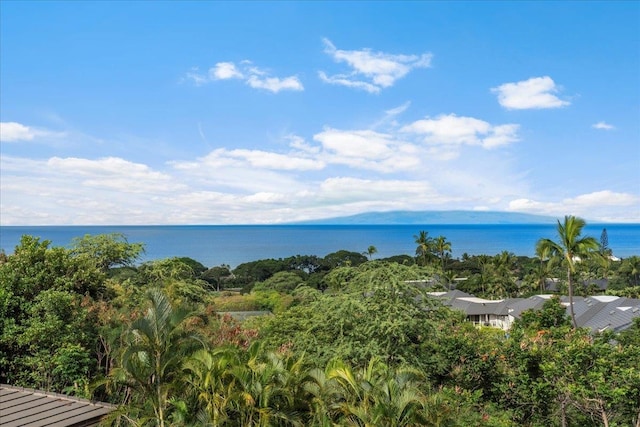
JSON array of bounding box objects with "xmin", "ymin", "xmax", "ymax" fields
[
  {"xmin": 430, "ymin": 291, "xmax": 640, "ymax": 333},
  {"xmin": 430, "ymin": 291, "xmax": 520, "ymax": 330},
  {"xmin": 0, "ymin": 384, "xmax": 114, "ymax": 427}
]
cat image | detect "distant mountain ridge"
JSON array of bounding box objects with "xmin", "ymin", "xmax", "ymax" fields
[{"xmin": 293, "ymin": 210, "xmax": 558, "ymax": 225}]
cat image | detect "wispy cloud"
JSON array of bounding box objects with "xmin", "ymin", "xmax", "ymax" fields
[
  {"xmin": 592, "ymin": 121, "xmax": 615, "ymax": 130},
  {"xmin": 319, "ymin": 38, "xmax": 432, "ymax": 93},
  {"xmin": 184, "ymin": 61, "xmax": 303, "ymax": 93},
  {"xmin": 492, "ymin": 76, "xmax": 570, "ymax": 110}
]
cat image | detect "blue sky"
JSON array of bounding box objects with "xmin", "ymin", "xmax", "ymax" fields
[{"xmin": 1, "ymin": 1, "xmax": 639, "ymax": 225}]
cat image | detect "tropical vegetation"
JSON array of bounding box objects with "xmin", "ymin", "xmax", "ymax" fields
[{"xmin": 1, "ymin": 217, "xmax": 639, "ymax": 426}]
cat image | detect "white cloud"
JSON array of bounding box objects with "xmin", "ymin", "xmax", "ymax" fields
[
  {"xmin": 287, "ymin": 134, "xmax": 320, "ymax": 155},
  {"xmin": 401, "ymin": 114, "xmax": 519, "ymax": 149},
  {"xmin": 508, "ymin": 190, "xmax": 640, "ymax": 221},
  {"xmin": 0, "ymin": 121, "xmax": 64, "ymax": 142},
  {"xmin": 592, "ymin": 121, "xmax": 615, "ymax": 130},
  {"xmin": 184, "ymin": 61, "xmax": 303, "ymax": 93},
  {"xmin": 0, "ymin": 155, "xmax": 187, "ymax": 224},
  {"xmin": 492, "ymin": 76, "xmax": 570, "ymax": 110},
  {"xmin": 210, "ymin": 62, "xmax": 244, "ymax": 80},
  {"xmin": 169, "ymin": 149, "xmax": 316, "ymax": 194},
  {"xmin": 313, "ymin": 128, "xmax": 421, "ymax": 172},
  {"xmin": 1, "ymin": 122, "xmax": 35, "ymax": 142},
  {"xmin": 174, "ymin": 148, "xmax": 324, "ymax": 172},
  {"xmin": 46, "ymin": 156, "xmax": 183, "ymax": 193},
  {"xmin": 246, "ymin": 75, "xmax": 303, "ymax": 93},
  {"xmin": 6, "ymin": 105, "xmax": 633, "ymax": 225},
  {"xmin": 320, "ymin": 38, "xmax": 432, "ymax": 93}
]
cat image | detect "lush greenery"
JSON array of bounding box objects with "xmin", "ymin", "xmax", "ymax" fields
[{"xmin": 1, "ymin": 218, "xmax": 639, "ymax": 426}]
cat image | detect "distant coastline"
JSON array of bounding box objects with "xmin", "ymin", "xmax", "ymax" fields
[{"xmin": 292, "ymin": 210, "xmax": 563, "ymax": 225}]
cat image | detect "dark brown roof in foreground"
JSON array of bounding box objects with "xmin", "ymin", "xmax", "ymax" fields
[{"xmin": 0, "ymin": 384, "xmax": 114, "ymax": 427}]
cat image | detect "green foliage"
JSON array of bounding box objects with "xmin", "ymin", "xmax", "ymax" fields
[
  {"xmin": 201, "ymin": 264, "xmax": 233, "ymax": 291},
  {"xmin": 104, "ymin": 289, "xmax": 204, "ymax": 426},
  {"xmin": 136, "ymin": 258, "xmax": 210, "ymax": 305},
  {"xmin": 0, "ymin": 236, "xmax": 104, "ymax": 389},
  {"xmin": 252, "ymin": 271, "xmax": 306, "ymax": 294},
  {"xmin": 231, "ymin": 258, "xmax": 290, "ymax": 289},
  {"xmin": 71, "ymin": 233, "xmax": 144, "ymax": 272},
  {"xmin": 253, "ymin": 290, "xmax": 294, "ymax": 313},
  {"xmin": 513, "ymin": 297, "xmax": 571, "ymax": 333},
  {"xmin": 1, "ymin": 231, "xmax": 638, "ymax": 426},
  {"xmin": 259, "ymin": 263, "xmax": 451, "ymax": 370},
  {"xmin": 321, "ymin": 249, "xmax": 368, "ymax": 269}
]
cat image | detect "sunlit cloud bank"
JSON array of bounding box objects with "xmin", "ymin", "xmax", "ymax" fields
[{"xmin": 1, "ymin": 111, "xmax": 636, "ymax": 225}]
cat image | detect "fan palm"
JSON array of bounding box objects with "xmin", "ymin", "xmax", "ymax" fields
[{"xmin": 536, "ymin": 216, "xmax": 600, "ymax": 328}]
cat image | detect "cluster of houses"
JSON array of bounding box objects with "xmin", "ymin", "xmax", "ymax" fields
[{"xmin": 430, "ymin": 289, "xmax": 640, "ymax": 333}]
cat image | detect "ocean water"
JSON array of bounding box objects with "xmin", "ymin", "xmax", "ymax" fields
[{"xmin": 0, "ymin": 224, "xmax": 638, "ymax": 268}]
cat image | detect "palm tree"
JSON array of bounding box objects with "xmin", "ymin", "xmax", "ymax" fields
[
  {"xmin": 107, "ymin": 288, "xmax": 203, "ymax": 426},
  {"xmin": 413, "ymin": 231, "xmax": 433, "ymax": 266},
  {"xmin": 432, "ymin": 236, "xmax": 452, "ymax": 272},
  {"xmin": 475, "ymin": 254, "xmax": 494, "ymax": 296},
  {"xmin": 226, "ymin": 342, "xmax": 302, "ymax": 426},
  {"xmin": 182, "ymin": 347, "xmax": 239, "ymax": 426},
  {"xmin": 326, "ymin": 358, "xmax": 427, "ymax": 426},
  {"xmin": 365, "ymin": 245, "xmax": 378, "ymax": 261},
  {"xmin": 534, "ymin": 243, "xmax": 554, "ymax": 293},
  {"xmin": 536, "ymin": 216, "xmax": 600, "ymax": 328}
]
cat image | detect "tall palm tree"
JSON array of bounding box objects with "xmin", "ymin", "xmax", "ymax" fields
[
  {"xmin": 432, "ymin": 236, "xmax": 452, "ymax": 272},
  {"xmin": 536, "ymin": 216, "xmax": 600, "ymax": 328},
  {"xmin": 413, "ymin": 231, "xmax": 433, "ymax": 267},
  {"xmin": 534, "ymin": 243, "xmax": 554, "ymax": 293}
]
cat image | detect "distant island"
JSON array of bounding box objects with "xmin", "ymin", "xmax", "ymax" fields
[{"xmin": 293, "ymin": 210, "xmax": 559, "ymax": 225}]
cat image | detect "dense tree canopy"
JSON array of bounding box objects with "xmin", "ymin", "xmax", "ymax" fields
[{"xmin": 1, "ymin": 225, "xmax": 639, "ymax": 426}]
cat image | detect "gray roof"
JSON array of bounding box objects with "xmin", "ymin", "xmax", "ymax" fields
[
  {"xmin": 495, "ymin": 295, "xmax": 640, "ymax": 333},
  {"xmin": 506, "ymin": 295, "xmax": 551, "ymax": 318},
  {"xmin": 0, "ymin": 385, "xmax": 114, "ymax": 427},
  {"xmin": 578, "ymin": 297, "xmax": 640, "ymax": 333},
  {"xmin": 448, "ymin": 298, "xmax": 512, "ymax": 316}
]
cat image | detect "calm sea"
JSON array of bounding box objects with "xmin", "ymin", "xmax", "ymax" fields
[{"xmin": 0, "ymin": 224, "xmax": 638, "ymax": 268}]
